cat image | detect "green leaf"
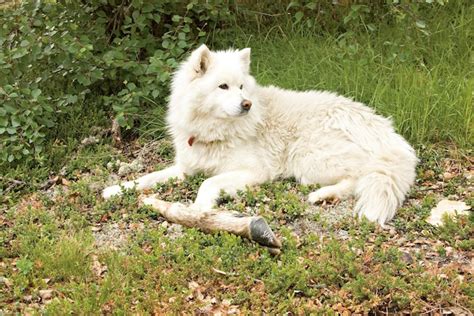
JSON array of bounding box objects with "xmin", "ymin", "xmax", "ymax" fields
[
  {"xmin": 287, "ymin": 1, "xmax": 299, "ymax": 10},
  {"xmin": 66, "ymin": 95, "xmax": 78, "ymax": 104},
  {"xmin": 12, "ymin": 48, "xmax": 27, "ymax": 59},
  {"xmin": 127, "ymin": 82, "xmax": 137, "ymax": 90},
  {"xmin": 20, "ymin": 40, "xmax": 30, "ymax": 47},
  {"xmin": 132, "ymin": 10, "xmax": 140, "ymax": 22},
  {"xmin": 294, "ymin": 12, "xmax": 304, "ymax": 23},
  {"xmin": 116, "ymin": 114, "xmax": 127, "ymax": 127},
  {"xmin": 31, "ymin": 89, "xmax": 41, "ymax": 100},
  {"xmin": 11, "ymin": 117, "xmax": 20, "ymax": 128},
  {"xmin": 172, "ymin": 15, "xmax": 181, "ymax": 22},
  {"xmin": 4, "ymin": 104, "xmax": 17, "ymax": 114},
  {"xmin": 416, "ymin": 20, "xmax": 426, "ymax": 29}
]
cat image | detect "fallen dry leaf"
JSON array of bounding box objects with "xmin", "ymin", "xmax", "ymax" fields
[
  {"xmin": 38, "ymin": 289, "xmax": 53, "ymax": 301},
  {"xmin": 92, "ymin": 255, "xmax": 107, "ymax": 278}
]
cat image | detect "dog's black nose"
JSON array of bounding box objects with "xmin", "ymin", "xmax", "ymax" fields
[{"xmin": 241, "ymin": 100, "xmax": 252, "ymax": 111}]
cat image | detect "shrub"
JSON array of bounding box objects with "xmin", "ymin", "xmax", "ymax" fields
[{"xmin": 0, "ymin": 0, "xmax": 233, "ymax": 163}]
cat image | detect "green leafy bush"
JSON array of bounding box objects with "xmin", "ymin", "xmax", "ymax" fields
[
  {"xmin": 0, "ymin": 0, "xmax": 232, "ymax": 163},
  {"xmin": 285, "ymin": 0, "xmax": 450, "ymax": 35}
]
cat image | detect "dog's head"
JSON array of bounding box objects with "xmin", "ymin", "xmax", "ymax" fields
[{"xmin": 171, "ymin": 45, "xmax": 257, "ymax": 119}]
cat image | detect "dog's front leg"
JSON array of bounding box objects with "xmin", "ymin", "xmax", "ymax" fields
[
  {"xmin": 193, "ymin": 170, "xmax": 266, "ymax": 210},
  {"xmin": 102, "ymin": 165, "xmax": 184, "ymax": 199}
]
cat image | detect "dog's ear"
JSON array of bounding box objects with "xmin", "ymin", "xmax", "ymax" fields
[
  {"xmin": 190, "ymin": 44, "xmax": 211, "ymax": 76},
  {"xmin": 240, "ymin": 48, "xmax": 251, "ymax": 71}
]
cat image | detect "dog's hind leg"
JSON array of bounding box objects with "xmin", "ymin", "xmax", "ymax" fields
[
  {"xmin": 102, "ymin": 165, "xmax": 184, "ymax": 199},
  {"xmin": 307, "ymin": 178, "xmax": 355, "ymax": 204}
]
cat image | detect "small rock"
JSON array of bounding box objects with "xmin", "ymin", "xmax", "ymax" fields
[
  {"xmin": 167, "ymin": 223, "xmax": 184, "ymax": 239},
  {"xmin": 337, "ymin": 230, "xmax": 349, "ymax": 240},
  {"xmin": 23, "ymin": 295, "xmax": 33, "ymax": 303},
  {"xmin": 81, "ymin": 136, "xmax": 99, "ymax": 146},
  {"xmin": 427, "ymin": 199, "xmax": 471, "ymax": 226},
  {"xmin": 117, "ymin": 165, "xmax": 131, "ymax": 176},
  {"xmin": 117, "ymin": 160, "xmax": 144, "ymax": 176}
]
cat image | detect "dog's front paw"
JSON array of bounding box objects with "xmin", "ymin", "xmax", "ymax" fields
[
  {"xmin": 308, "ymin": 191, "xmax": 324, "ymax": 204},
  {"xmin": 102, "ymin": 185, "xmax": 123, "ymax": 199},
  {"xmin": 308, "ymin": 189, "xmax": 334, "ymax": 204}
]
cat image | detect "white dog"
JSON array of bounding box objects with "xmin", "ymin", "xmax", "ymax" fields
[{"xmin": 103, "ymin": 45, "xmax": 418, "ymax": 225}]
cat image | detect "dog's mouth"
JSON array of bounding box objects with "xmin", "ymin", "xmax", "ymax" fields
[
  {"xmin": 223, "ymin": 107, "xmax": 250, "ymax": 118},
  {"xmin": 237, "ymin": 107, "xmax": 251, "ymax": 116}
]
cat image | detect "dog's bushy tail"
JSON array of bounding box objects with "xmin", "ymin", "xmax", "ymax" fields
[{"xmin": 354, "ymin": 172, "xmax": 411, "ymax": 226}]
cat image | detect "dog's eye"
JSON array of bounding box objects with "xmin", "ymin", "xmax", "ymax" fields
[
  {"xmin": 240, "ymin": 84, "xmax": 243, "ymax": 89},
  {"xmin": 219, "ymin": 84, "xmax": 229, "ymax": 90}
]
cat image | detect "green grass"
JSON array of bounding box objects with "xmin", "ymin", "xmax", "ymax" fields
[
  {"xmin": 1, "ymin": 140, "xmax": 473, "ymax": 314},
  {"xmin": 242, "ymin": 27, "xmax": 472, "ymax": 148}
]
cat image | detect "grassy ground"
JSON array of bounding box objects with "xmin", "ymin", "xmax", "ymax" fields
[
  {"xmin": 1, "ymin": 9, "xmax": 474, "ymax": 314},
  {"xmin": 1, "ymin": 140, "xmax": 472, "ymax": 314}
]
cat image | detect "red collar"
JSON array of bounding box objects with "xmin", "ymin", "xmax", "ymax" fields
[{"xmin": 188, "ymin": 136, "xmax": 196, "ymax": 146}]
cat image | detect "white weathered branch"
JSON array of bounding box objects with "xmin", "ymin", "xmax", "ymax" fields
[{"xmin": 141, "ymin": 194, "xmax": 281, "ymax": 254}]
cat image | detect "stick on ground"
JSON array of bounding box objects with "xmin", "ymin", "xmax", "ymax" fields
[{"xmin": 141, "ymin": 194, "xmax": 282, "ymax": 254}]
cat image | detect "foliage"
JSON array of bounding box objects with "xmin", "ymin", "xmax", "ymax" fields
[
  {"xmin": 1, "ymin": 142, "xmax": 472, "ymax": 313},
  {"xmin": 0, "ymin": 0, "xmax": 232, "ymax": 163},
  {"xmin": 237, "ymin": 0, "xmax": 451, "ymax": 36}
]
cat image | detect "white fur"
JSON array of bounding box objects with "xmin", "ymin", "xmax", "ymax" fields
[{"xmin": 103, "ymin": 45, "xmax": 418, "ymax": 225}]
